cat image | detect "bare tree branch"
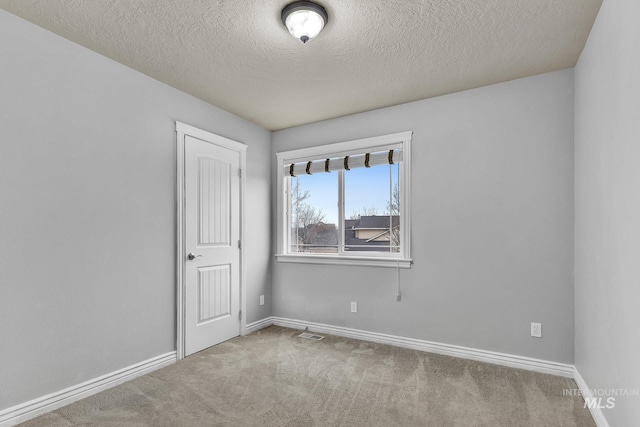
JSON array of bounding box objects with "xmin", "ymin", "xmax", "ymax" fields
[
  {"xmin": 292, "ymin": 178, "xmax": 327, "ymax": 247},
  {"xmin": 349, "ymin": 207, "xmax": 378, "ymax": 219}
]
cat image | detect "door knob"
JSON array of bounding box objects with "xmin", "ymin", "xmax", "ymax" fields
[{"xmin": 187, "ymin": 253, "xmax": 202, "ymax": 260}]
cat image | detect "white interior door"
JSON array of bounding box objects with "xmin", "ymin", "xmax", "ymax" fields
[{"xmin": 184, "ymin": 134, "xmax": 241, "ymax": 356}]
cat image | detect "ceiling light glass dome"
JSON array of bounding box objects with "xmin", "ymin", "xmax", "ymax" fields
[{"xmin": 281, "ymin": 1, "xmax": 328, "ymax": 44}]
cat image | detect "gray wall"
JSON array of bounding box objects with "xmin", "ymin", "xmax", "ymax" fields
[
  {"xmin": 272, "ymin": 70, "xmax": 575, "ymax": 364},
  {"xmin": 0, "ymin": 10, "xmax": 271, "ymax": 410},
  {"xmin": 574, "ymin": 0, "xmax": 640, "ymax": 425}
]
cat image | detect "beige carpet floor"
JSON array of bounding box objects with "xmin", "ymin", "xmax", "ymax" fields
[{"xmin": 18, "ymin": 326, "xmax": 596, "ymax": 426}]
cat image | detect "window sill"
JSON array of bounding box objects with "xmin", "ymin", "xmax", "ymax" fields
[{"xmin": 275, "ymin": 254, "xmax": 412, "ymax": 269}]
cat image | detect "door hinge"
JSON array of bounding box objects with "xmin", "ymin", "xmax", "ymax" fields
[
  {"xmin": 238, "ymin": 168, "xmax": 242, "ymax": 178},
  {"xmin": 238, "ymin": 239, "xmax": 242, "ymax": 249},
  {"xmin": 239, "ymin": 310, "xmax": 242, "ymax": 320}
]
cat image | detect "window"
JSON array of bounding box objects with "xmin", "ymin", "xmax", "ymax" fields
[{"xmin": 276, "ymin": 132, "xmax": 412, "ymax": 268}]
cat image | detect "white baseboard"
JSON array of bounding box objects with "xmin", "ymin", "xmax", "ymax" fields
[
  {"xmin": 0, "ymin": 351, "xmax": 177, "ymax": 427},
  {"xmin": 251, "ymin": 316, "xmax": 574, "ymax": 378},
  {"xmin": 245, "ymin": 317, "xmax": 275, "ymax": 335},
  {"xmin": 573, "ymin": 368, "xmax": 611, "ymax": 427}
]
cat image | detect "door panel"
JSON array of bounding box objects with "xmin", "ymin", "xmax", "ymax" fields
[
  {"xmin": 197, "ymin": 264, "xmax": 231, "ymax": 323},
  {"xmin": 198, "ymin": 157, "xmax": 230, "ymax": 246},
  {"xmin": 185, "ymin": 135, "xmax": 240, "ymax": 356}
]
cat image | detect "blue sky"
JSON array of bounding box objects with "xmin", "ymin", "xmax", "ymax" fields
[{"xmin": 293, "ymin": 163, "xmax": 399, "ymax": 225}]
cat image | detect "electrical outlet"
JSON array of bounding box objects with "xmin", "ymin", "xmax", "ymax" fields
[
  {"xmin": 350, "ymin": 302, "xmax": 357, "ymax": 313},
  {"xmin": 259, "ymin": 295, "xmax": 264, "ymax": 306},
  {"xmin": 531, "ymin": 322, "xmax": 542, "ymax": 338}
]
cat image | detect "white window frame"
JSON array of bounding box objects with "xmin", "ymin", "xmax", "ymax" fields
[{"xmin": 276, "ymin": 131, "xmax": 412, "ymax": 268}]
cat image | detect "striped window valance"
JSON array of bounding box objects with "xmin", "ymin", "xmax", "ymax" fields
[{"xmin": 284, "ymin": 148, "xmax": 403, "ymax": 177}]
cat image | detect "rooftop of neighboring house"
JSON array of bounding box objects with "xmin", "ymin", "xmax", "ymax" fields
[
  {"xmin": 351, "ymin": 215, "xmax": 399, "ymax": 230},
  {"xmin": 291, "ymin": 215, "xmax": 400, "ymax": 252},
  {"xmin": 292, "ymin": 223, "xmax": 338, "ymax": 247},
  {"xmin": 345, "ymin": 215, "xmax": 399, "ymax": 251}
]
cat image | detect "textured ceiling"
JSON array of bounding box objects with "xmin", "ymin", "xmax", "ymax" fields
[{"xmin": 0, "ymin": 0, "xmax": 602, "ymax": 130}]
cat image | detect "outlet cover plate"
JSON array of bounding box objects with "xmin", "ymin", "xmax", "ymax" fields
[
  {"xmin": 531, "ymin": 322, "xmax": 542, "ymax": 338},
  {"xmin": 350, "ymin": 302, "xmax": 357, "ymax": 313}
]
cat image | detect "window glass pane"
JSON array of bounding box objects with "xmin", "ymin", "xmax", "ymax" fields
[
  {"xmin": 344, "ymin": 163, "xmax": 400, "ymax": 253},
  {"xmin": 289, "ymin": 173, "xmax": 338, "ymax": 253}
]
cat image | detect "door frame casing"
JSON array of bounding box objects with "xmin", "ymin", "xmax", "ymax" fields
[{"xmin": 175, "ymin": 121, "xmax": 247, "ymax": 361}]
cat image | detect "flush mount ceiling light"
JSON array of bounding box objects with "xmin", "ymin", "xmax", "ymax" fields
[{"xmin": 281, "ymin": 1, "xmax": 328, "ymax": 44}]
